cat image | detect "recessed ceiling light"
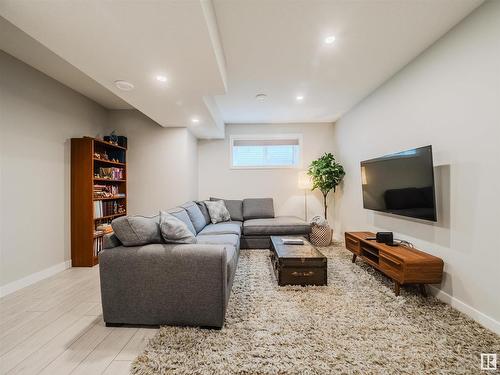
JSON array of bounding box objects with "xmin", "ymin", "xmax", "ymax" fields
[
  {"xmin": 191, "ymin": 117, "xmax": 200, "ymax": 124},
  {"xmin": 296, "ymin": 95, "xmax": 304, "ymax": 102},
  {"xmin": 324, "ymin": 35, "xmax": 336, "ymax": 44},
  {"xmin": 114, "ymin": 80, "xmax": 134, "ymax": 91},
  {"xmin": 156, "ymin": 75, "xmax": 167, "ymax": 82},
  {"xmin": 255, "ymin": 93, "xmax": 267, "ymax": 102}
]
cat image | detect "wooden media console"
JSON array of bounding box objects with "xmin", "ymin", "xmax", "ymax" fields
[{"xmin": 345, "ymin": 231, "xmax": 443, "ymax": 296}]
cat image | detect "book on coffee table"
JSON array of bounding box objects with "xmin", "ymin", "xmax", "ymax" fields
[{"xmin": 281, "ymin": 237, "xmax": 304, "ymax": 245}]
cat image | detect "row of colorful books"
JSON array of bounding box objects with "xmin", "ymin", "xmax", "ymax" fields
[
  {"xmin": 95, "ymin": 167, "xmax": 125, "ymax": 180},
  {"xmin": 93, "ymin": 184, "xmax": 125, "ymax": 198},
  {"xmin": 93, "ymin": 200, "xmax": 126, "ymax": 218}
]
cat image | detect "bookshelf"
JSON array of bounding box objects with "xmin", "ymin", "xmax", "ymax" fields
[{"xmin": 71, "ymin": 137, "xmax": 127, "ymax": 266}]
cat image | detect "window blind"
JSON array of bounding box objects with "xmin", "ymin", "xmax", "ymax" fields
[{"xmin": 231, "ymin": 137, "xmax": 300, "ymax": 168}]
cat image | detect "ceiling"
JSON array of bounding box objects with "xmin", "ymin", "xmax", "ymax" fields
[
  {"xmin": 0, "ymin": 17, "xmax": 131, "ymax": 110},
  {"xmin": 213, "ymin": 0, "xmax": 483, "ymax": 124},
  {"xmin": 0, "ymin": 0, "xmax": 483, "ymax": 138}
]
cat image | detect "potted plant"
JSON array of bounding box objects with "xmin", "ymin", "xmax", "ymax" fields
[{"xmin": 308, "ymin": 152, "xmax": 345, "ymax": 221}]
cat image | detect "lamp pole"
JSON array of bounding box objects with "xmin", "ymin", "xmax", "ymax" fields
[{"xmin": 304, "ymin": 188, "xmax": 308, "ymax": 222}]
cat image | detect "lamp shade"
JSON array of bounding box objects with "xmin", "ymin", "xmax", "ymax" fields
[{"xmin": 298, "ymin": 171, "xmax": 313, "ymax": 189}]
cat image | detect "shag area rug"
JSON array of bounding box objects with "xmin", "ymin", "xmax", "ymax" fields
[{"xmin": 132, "ymin": 244, "xmax": 500, "ymax": 374}]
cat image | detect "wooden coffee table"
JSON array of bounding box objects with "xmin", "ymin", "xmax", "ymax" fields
[{"xmin": 270, "ymin": 236, "xmax": 327, "ymax": 286}]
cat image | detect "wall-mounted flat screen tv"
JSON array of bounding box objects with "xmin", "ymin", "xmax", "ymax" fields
[{"xmin": 360, "ymin": 145, "xmax": 437, "ymax": 221}]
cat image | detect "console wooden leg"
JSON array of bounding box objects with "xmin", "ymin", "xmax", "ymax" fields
[
  {"xmin": 352, "ymin": 254, "xmax": 357, "ymax": 263},
  {"xmin": 419, "ymin": 284, "xmax": 427, "ymax": 297},
  {"xmin": 394, "ymin": 281, "xmax": 400, "ymax": 296}
]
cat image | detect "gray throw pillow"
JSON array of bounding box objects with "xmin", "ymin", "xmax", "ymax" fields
[
  {"xmin": 159, "ymin": 211, "xmax": 197, "ymax": 244},
  {"xmin": 111, "ymin": 215, "xmax": 162, "ymax": 247},
  {"xmin": 204, "ymin": 200, "xmax": 231, "ymax": 224},
  {"xmin": 210, "ymin": 197, "xmax": 243, "ymax": 221}
]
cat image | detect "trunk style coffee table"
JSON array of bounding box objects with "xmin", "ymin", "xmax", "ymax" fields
[{"xmin": 270, "ymin": 236, "xmax": 327, "ymax": 286}]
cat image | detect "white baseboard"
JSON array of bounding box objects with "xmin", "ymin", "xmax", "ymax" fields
[
  {"xmin": 0, "ymin": 260, "xmax": 72, "ymax": 298},
  {"xmin": 429, "ymin": 285, "xmax": 500, "ymax": 335}
]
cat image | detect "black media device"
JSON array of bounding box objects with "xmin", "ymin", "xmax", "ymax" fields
[
  {"xmin": 360, "ymin": 145, "xmax": 437, "ymax": 221},
  {"xmin": 376, "ymin": 232, "xmax": 393, "ymax": 244}
]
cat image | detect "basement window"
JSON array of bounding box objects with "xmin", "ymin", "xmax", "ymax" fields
[{"xmin": 230, "ymin": 135, "xmax": 302, "ymax": 169}]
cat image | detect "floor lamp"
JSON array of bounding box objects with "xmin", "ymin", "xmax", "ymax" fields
[{"xmin": 298, "ymin": 171, "xmax": 313, "ymax": 222}]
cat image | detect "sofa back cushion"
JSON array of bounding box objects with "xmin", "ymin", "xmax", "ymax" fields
[
  {"xmin": 159, "ymin": 211, "xmax": 197, "ymax": 244},
  {"xmin": 210, "ymin": 197, "xmax": 243, "ymax": 221},
  {"xmin": 195, "ymin": 201, "xmax": 211, "ymax": 226},
  {"xmin": 167, "ymin": 207, "xmax": 196, "ymax": 235},
  {"xmin": 111, "ymin": 215, "xmax": 162, "ymax": 246},
  {"xmin": 243, "ymin": 198, "xmax": 275, "ymax": 220},
  {"xmin": 181, "ymin": 201, "xmax": 207, "ymax": 233}
]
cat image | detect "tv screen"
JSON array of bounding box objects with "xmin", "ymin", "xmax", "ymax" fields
[{"xmin": 360, "ymin": 145, "xmax": 437, "ymax": 221}]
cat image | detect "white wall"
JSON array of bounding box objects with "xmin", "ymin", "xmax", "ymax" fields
[
  {"xmin": 0, "ymin": 51, "xmax": 107, "ymax": 292},
  {"xmin": 332, "ymin": 1, "xmax": 500, "ymax": 332},
  {"xmin": 198, "ymin": 123, "xmax": 337, "ymax": 221},
  {"xmin": 107, "ymin": 110, "xmax": 198, "ymax": 216}
]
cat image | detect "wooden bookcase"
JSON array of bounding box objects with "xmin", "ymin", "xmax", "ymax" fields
[{"xmin": 71, "ymin": 137, "xmax": 127, "ymax": 267}]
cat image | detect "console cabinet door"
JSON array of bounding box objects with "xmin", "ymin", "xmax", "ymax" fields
[
  {"xmin": 345, "ymin": 234, "xmax": 361, "ymax": 254},
  {"xmin": 379, "ymin": 252, "xmax": 404, "ymax": 282}
]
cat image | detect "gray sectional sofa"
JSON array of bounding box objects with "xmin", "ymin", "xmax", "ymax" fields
[{"xmin": 99, "ymin": 197, "xmax": 311, "ymax": 328}]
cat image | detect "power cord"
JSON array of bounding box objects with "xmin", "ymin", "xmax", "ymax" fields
[{"xmin": 393, "ymin": 239, "xmax": 415, "ymax": 248}]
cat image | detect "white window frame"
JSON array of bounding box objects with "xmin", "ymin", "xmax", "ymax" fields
[{"xmin": 229, "ymin": 134, "xmax": 303, "ymax": 170}]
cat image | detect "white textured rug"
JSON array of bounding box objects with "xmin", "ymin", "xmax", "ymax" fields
[{"xmin": 132, "ymin": 245, "xmax": 500, "ymax": 374}]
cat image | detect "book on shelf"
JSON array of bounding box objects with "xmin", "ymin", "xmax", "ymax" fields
[
  {"xmin": 95, "ymin": 167, "xmax": 124, "ymax": 180},
  {"xmin": 93, "ymin": 184, "xmax": 125, "ymax": 198},
  {"xmin": 96, "ymin": 223, "xmax": 113, "ymax": 234},
  {"xmin": 93, "ymin": 232, "xmax": 104, "ymax": 257},
  {"xmin": 93, "ymin": 200, "xmax": 126, "ymax": 218}
]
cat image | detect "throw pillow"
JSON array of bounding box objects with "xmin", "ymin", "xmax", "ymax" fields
[
  {"xmin": 159, "ymin": 211, "xmax": 197, "ymax": 244},
  {"xmin": 204, "ymin": 200, "xmax": 231, "ymax": 224},
  {"xmin": 210, "ymin": 197, "xmax": 243, "ymax": 221}
]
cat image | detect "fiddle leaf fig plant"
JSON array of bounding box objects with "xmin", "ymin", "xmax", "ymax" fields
[{"xmin": 308, "ymin": 153, "xmax": 345, "ymax": 220}]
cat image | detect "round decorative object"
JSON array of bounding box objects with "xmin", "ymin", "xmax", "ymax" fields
[{"xmin": 310, "ymin": 223, "xmax": 333, "ymax": 247}]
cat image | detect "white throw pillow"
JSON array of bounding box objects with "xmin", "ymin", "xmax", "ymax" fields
[
  {"xmin": 204, "ymin": 200, "xmax": 231, "ymax": 224},
  {"xmin": 159, "ymin": 211, "xmax": 197, "ymax": 244}
]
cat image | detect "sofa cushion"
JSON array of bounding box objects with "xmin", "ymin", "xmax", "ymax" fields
[
  {"xmin": 204, "ymin": 200, "xmax": 231, "ymax": 224},
  {"xmin": 111, "ymin": 215, "xmax": 162, "ymax": 246},
  {"xmin": 196, "ymin": 234, "xmax": 239, "ymax": 248},
  {"xmin": 197, "ymin": 222, "xmax": 242, "ymax": 236},
  {"xmin": 159, "ymin": 211, "xmax": 197, "ymax": 244},
  {"xmin": 243, "ymin": 198, "xmax": 275, "ymax": 220},
  {"xmin": 210, "ymin": 198, "xmax": 243, "ymax": 221},
  {"xmin": 195, "ymin": 201, "xmax": 211, "ymax": 226},
  {"xmin": 243, "ymin": 216, "xmax": 311, "ymax": 236},
  {"xmin": 167, "ymin": 207, "xmax": 196, "ymax": 235},
  {"xmin": 181, "ymin": 201, "xmax": 207, "ymax": 233}
]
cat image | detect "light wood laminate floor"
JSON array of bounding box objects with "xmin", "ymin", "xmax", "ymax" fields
[{"xmin": 0, "ymin": 266, "xmax": 157, "ymax": 375}]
